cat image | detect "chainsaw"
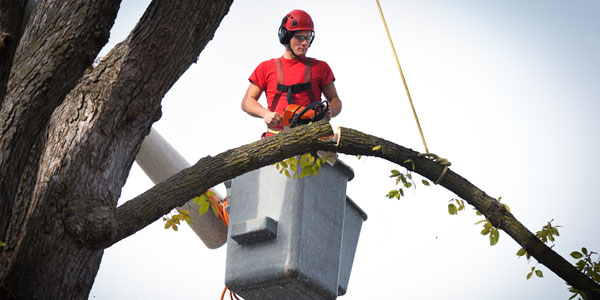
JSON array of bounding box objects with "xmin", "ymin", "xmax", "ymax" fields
[{"xmin": 282, "ymin": 100, "xmax": 329, "ymax": 128}]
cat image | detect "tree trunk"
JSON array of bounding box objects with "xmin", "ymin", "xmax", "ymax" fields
[{"xmin": 0, "ymin": 0, "xmax": 233, "ymax": 299}]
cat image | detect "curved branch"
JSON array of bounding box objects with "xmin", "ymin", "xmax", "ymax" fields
[
  {"xmin": 111, "ymin": 120, "xmax": 334, "ymax": 247},
  {"xmin": 333, "ymin": 127, "xmax": 600, "ymax": 299},
  {"xmin": 112, "ymin": 120, "xmax": 599, "ymax": 298}
]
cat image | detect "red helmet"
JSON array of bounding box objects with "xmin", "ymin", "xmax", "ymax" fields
[{"xmin": 278, "ymin": 10, "xmax": 315, "ymax": 45}]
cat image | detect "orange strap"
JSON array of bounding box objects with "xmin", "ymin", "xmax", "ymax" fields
[
  {"xmin": 304, "ymin": 58, "xmax": 316, "ymax": 103},
  {"xmin": 271, "ymin": 58, "xmax": 285, "ymax": 112},
  {"xmin": 270, "ymin": 57, "xmax": 315, "ymax": 112},
  {"xmin": 207, "ymin": 191, "xmax": 229, "ymax": 226}
]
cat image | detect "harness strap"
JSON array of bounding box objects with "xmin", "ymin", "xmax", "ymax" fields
[
  {"xmin": 304, "ymin": 58, "xmax": 316, "ymax": 103},
  {"xmin": 269, "ymin": 57, "xmax": 315, "ymax": 112},
  {"xmin": 271, "ymin": 58, "xmax": 285, "ymax": 112}
]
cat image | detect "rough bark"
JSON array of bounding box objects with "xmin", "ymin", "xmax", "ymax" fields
[
  {"xmin": 1, "ymin": 0, "xmax": 598, "ymax": 299},
  {"xmin": 0, "ymin": 0, "xmax": 121, "ymax": 251},
  {"xmin": 0, "ymin": 0, "xmax": 233, "ymax": 299},
  {"xmin": 0, "ymin": 0, "xmax": 28, "ymax": 103},
  {"xmin": 109, "ymin": 120, "xmax": 600, "ymax": 299}
]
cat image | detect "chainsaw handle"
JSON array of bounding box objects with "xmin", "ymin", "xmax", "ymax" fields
[{"xmin": 288, "ymin": 101, "xmax": 329, "ymax": 128}]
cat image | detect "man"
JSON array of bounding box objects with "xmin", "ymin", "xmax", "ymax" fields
[{"xmin": 241, "ymin": 9, "xmax": 342, "ymax": 137}]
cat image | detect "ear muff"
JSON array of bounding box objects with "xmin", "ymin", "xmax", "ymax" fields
[{"xmin": 278, "ymin": 16, "xmax": 291, "ymax": 44}]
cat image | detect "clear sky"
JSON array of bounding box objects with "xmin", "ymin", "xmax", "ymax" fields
[{"xmin": 90, "ymin": 1, "xmax": 600, "ymax": 299}]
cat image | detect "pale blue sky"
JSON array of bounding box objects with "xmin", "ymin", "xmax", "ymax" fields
[{"xmin": 91, "ymin": 1, "xmax": 599, "ymax": 299}]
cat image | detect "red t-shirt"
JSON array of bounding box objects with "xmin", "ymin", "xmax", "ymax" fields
[{"xmin": 249, "ymin": 56, "xmax": 335, "ymax": 130}]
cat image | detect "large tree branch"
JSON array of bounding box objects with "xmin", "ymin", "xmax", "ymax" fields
[
  {"xmin": 332, "ymin": 126, "xmax": 600, "ymax": 299},
  {"xmin": 0, "ymin": 0, "xmax": 120, "ymax": 241},
  {"xmin": 31, "ymin": 0, "xmax": 234, "ymax": 245},
  {"xmin": 112, "ymin": 120, "xmax": 335, "ymax": 246},
  {"xmin": 111, "ymin": 120, "xmax": 600, "ymax": 298}
]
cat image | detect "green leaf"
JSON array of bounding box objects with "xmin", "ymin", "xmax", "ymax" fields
[
  {"xmin": 516, "ymin": 248, "xmax": 527, "ymax": 257},
  {"xmin": 372, "ymin": 145, "xmax": 382, "ymax": 151},
  {"xmin": 284, "ymin": 169, "xmax": 290, "ymax": 178},
  {"xmin": 582, "ymin": 247, "xmax": 588, "ymax": 255},
  {"xmin": 198, "ymin": 201, "xmax": 210, "ymax": 215},
  {"xmin": 0, "ymin": 241, "xmax": 7, "ymax": 247},
  {"xmin": 311, "ymin": 166, "xmax": 319, "ymax": 176},
  {"xmin": 448, "ymin": 204, "xmax": 458, "ymax": 215},
  {"xmin": 568, "ymin": 292, "xmax": 578, "ymax": 300},
  {"xmin": 356, "ymin": 155, "xmax": 362, "ymax": 160},
  {"xmin": 457, "ymin": 199, "xmax": 465, "ymax": 211},
  {"xmin": 399, "ymin": 188, "xmax": 404, "ymax": 197},
  {"xmin": 399, "ymin": 174, "xmax": 407, "ymax": 184},
  {"xmin": 490, "ymin": 229, "xmax": 499, "ymax": 246},
  {"xmin": 403, "ymin": 159, "xmax": 415, "ymax": 171},
  {"xmin": 387, "ymin": 190, "xmax": 399, "ymax": 199},
  {"xmin": 576, "ymin": 260, "xmax": 585, "ymax": 271},
  {"xmin": 535, "ymin": 270, "xmax": 543, "ymax": 278},
  {"xmin": 571, "ymin": 251, "xmax": 584, "ymax": 259},
  {"xmin": 194, "ymin": 194, "xmax": 207, "ymax": 204},
  {"xmin": 526, "ymin": 272, "xmax": 533, "ymax": 280},
  {"xmin": 299, "ymin": 166, "xmax": 312, "ymax": 178},
  {"xmin": 421, "ymin": 180, "xmax": 430, "ymax": 186}
]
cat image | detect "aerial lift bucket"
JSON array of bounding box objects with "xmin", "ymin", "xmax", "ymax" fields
[{"xmin": 225, "ymin": 159, "xmax": 367, "ymax": 299}]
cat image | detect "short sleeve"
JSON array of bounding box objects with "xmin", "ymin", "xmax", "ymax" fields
[
  {"xmin": 318, "ymin": 60, "xmax": 335, "ymax": 88},
  {"xmin": 248, "ymin": 60, "xmax": 269, "ymax": 91}
]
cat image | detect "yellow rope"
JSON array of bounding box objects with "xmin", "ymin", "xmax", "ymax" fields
[
  {"xmin": 418, "ymin": 153, "xmax": 451, "ymax": 184},
  {"xmin": 375, "ymin": 0, "xmax": 429, "ymax": 153},
  {"xmin": 376, "ymin": 0, "xmax": 454, "ymax": 184}
]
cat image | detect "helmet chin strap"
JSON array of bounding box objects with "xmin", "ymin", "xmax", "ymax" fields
[
  {"xmin": 287, "ymin": 44, "xmax": 307, "ymax": 59},
  {"xmin": 286, "ymin": 44, "xmax": 299, "ymax": 58}
]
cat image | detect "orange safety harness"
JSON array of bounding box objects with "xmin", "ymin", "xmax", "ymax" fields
[{"xmin": 269, "ymin": 57, "xmax": 317, "ymax": 114}]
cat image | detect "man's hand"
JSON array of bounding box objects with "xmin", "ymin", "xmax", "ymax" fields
[
  {"xmin": 322, "ymin": 81, "xmax": 342, "ymax": 119},
  {"xmin": 264, "ymin": 111, "xmax": 283, "ymax": 127},
  {"xmin": 325, "ymin": 109, "xmax": 332, "ymax": 120}
]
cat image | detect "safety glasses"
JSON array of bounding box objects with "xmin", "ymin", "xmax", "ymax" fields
[{"xmin": 293, "ymin": 34, "xmax": 313, "ymax": 43}]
